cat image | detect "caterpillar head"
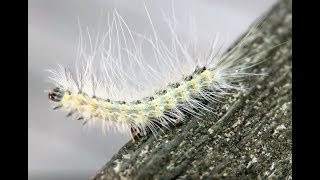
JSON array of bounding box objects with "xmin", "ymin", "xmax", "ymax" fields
[{"xmin": 48, "ymin": 87, "xmax": 64, "ymax": 102}]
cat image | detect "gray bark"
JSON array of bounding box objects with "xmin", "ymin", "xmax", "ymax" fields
[{"xmin": 92, "ymin": 0, "xmax": 292, "ymax": 179}]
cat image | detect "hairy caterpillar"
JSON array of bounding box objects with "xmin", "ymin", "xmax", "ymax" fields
[{"xmin": 46, "ymin": 6, "xmax": 269, "ymax": 139}]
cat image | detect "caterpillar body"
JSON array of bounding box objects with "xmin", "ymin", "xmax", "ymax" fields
[{"xmin": 47, "ymin": 8, "xmax": 265, "ymax": 139}]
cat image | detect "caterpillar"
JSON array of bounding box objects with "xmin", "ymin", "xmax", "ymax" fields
[{"xmin": 46, "ymin": 6, "xmax": 267, "ymax": 139}]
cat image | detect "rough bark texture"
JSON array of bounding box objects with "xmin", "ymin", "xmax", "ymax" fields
[{"xmin": 92, "ymin": 0, "xmax": 292, "ymax": 179}]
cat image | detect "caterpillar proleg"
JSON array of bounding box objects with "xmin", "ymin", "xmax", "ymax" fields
[{"xmin": 47, "ymin": 6, "xmax": 269, "ymax": 139}]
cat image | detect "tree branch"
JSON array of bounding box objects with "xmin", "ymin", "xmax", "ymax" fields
[{"xmin": 92, "ymin": 0, "xmax": 292, "ymax": 179}]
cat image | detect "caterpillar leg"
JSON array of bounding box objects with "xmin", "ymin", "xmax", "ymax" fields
[{"xmin": 130, "ymin": 127, "xmax": 145, "ymax": 141}]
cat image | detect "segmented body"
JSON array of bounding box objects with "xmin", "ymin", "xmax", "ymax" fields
[{"xmin": 47, "ymin": 8, "xmax": 264, "ymax": 137}]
